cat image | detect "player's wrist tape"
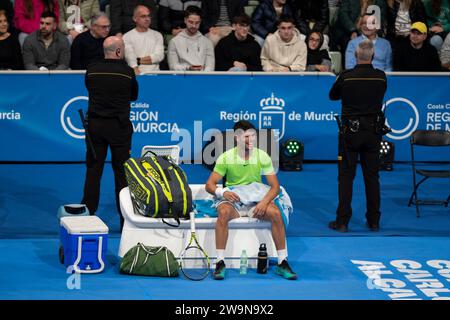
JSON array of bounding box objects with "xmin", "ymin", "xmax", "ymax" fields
[{"xmin": 215, "ymin": 187, "xmax": 225, "ymax": 198}]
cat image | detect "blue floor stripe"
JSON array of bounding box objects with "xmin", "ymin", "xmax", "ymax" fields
[{"xmin": 1, "ymin": 236, "xmax": 449, "ymax": 300}]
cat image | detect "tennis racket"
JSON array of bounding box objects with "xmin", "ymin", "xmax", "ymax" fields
[{"xmin": 179, "ymin": 211, "xmax": 211, "ymax": 280}]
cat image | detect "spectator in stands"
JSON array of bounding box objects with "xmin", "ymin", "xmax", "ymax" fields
[
  {"xmin": 386, "ymin": 0, "xmax": 426, "ymax": 52},
  {"xmin": 70, "ymin": 12, "xmax": 110, "ymax": 69},
  {"xmin": 329, "ymin": 0, "xmax": 341, "ymax": 28},
  {"xmin": 0, "ymin": 9, "xmax": 23, "ymax": 69},
  {"xmin": 167, "ymin": 5, "xmax": 215, "ymax": 71},
  {"xmin": 423, "ymin": 0, "xmax": 450, "ymax": 52},
  {"xmin": 0, "ymin": 0, "xmax": 14, "ymax": 34},
  {"xmin": 158, "ymin": 0, "xmax": 201, "ymax": 36},
  {"xmin": 58, "ymin": 0, "xmax": 100, "ymax": 43},
  {"xmin": 215, "ymin": 14, "xmax": 262, "ymax": 71},
  {"xmin": 441, "ymin": 32, "xmax": 450, "ymax": 69},
  {"xmin": 251, "ymin": 0, "xmax": 295, "ymax": 41},
  {"xmin": 201, "ymin": 0, "xmax": 245, "ymax": 46},
  {"xmin": 261, "ymin": 14, "xmax": 307, "ymax": 71},
  {"xmin": 306, "ymin": 31, "xmax": 331, "ymax": 71},
  {"xmin": 109, "ymin": 0, "xmax": 158, "ymax": 37},
  {"xmin": 331, "ymin": 0, "xmax": 386, "ymax": 56},
  {"xmin": 14, "ymin": 0, "xmax": 60, "ymax": 47},
  {"xmin": 123, "ymin": 5, "xmax": 164, "ymax": 74},
  {"xmin": 393, "ymin": 21, "xmax": 442, "ymax": 71},
  {"xmin": 291, "ymin": 0, "xmax": 329, "ymax": 46},
  {"xmin": 345, "ymin": 14, "xmax": 392, "ymax": 71},
  {"xmin": 22, "ymin": 11, "xmax": 70, "ymax": 70}
]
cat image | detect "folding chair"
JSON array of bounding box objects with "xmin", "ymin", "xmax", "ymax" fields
[
  {"xmin": 408, "ymin": 130, "xmax": 450, "ymax": 217},
  {"xmin": 141, "ymin": 145, "xmax": 181, "ymax": 165}
]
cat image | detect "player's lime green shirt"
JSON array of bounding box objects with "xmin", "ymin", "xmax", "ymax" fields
[{"xmin": 213, "ymin": 147, "xmax": 275, "ymax": 187}]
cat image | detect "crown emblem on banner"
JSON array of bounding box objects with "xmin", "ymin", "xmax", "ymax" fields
[{"xmin": 260, "ymin": 93, "xmax": 285, "ymax": 110}]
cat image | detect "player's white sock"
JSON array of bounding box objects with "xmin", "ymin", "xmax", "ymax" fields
[
  {"xmin": 277, "ymin": 249, "xmax": 287, "ymax": 265},
  {"xmin": 216, "ymin": 249, "xmax": 225, "ymax": 264}
]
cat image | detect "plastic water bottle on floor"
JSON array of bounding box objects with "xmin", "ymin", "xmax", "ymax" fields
[{"xmin": 240, "ymin": 249, "xmax": 248, "ymax": 275}]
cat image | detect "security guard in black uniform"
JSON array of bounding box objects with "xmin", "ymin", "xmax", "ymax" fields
[
  {"xmin": 328, "ymin": 39, "xmax": 388, "ymax": 233},
  {"xmin": 82, "ymin": 36, "xmax": 139, "ymax": 228}
]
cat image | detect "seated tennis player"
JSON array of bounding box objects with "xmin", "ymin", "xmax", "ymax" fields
[{"xmin": 205, "ymin": 120, "xmax": 297, "ymax": 280}]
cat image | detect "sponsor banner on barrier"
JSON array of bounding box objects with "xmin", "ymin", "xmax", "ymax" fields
[{"xmin": 0, "ymin": 73, "xmax": 448, "ymax": 162}]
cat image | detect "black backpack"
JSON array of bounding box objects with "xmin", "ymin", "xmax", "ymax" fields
[{"xmin": 124, "ymin": 151, "xmax": 193, "ymax": 227}]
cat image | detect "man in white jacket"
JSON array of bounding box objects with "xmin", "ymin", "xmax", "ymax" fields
[
  {"xmin": 261, "ymin": 15, "xmax": 307, "ymax": 72},
  {"xmin": 123, "ymin": 5, "xmax": 164, "ymax": 74},
  {"xmin": 167, "ymin": 5, "xmax": 215, "ymax": 71}
]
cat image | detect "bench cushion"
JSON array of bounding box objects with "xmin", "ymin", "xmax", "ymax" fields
[{"xmin": 120, "ymin": 185, "xmax": 272, "ymax": 229}]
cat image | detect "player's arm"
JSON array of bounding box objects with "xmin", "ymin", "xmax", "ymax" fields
[
  {"xmin": 253, "ymin": 174, "xmax": 280, "ymax": 217},
  {"xmin": 205, "ymin": 171, "xmax": 240, "ymax": 202}
]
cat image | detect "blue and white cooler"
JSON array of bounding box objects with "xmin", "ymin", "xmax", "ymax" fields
[{"xmin": 60, "ymin": 216, "xmax": 109, "ymax": 273}]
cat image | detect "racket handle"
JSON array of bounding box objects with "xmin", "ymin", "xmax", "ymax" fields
[{"xmin": 190, "ymin": 211, "xmax": 195, "ymax": 233}]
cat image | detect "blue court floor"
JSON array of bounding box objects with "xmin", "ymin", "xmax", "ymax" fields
[
  {"xmin": 1, "ymin": 236, "xmax": 449, "ymax": 300},
  {"xmin": 0, "ymin": 163, "xmax": 449, "ymax": 300}
]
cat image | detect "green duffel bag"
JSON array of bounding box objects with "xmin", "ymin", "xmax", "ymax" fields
[{"xmin": 120, "ymin": 243, "xmax": 179, "ymax": 277}]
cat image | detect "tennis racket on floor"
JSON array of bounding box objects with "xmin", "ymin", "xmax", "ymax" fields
[{"xmin": 179, "ymin": 211, "xmax": 210, "ymax": 280}]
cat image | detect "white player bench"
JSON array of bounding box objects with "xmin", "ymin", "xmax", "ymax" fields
[{"xmin": 119, "ymin": 184, "xmax": 280, "ymax": 268}]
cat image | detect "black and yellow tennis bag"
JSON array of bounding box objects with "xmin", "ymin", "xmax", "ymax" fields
[{"xmin": 124, "ymin": 151, "xmax": 192, "ymax": 227}]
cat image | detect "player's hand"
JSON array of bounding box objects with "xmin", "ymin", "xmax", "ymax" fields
[
  {"xmin": 253, "ymin": 201, "xmax": 269, "ymax": 218},
  {"xmin": 223, "ymin": 191, "xmax": 240, "ymax": 203}
]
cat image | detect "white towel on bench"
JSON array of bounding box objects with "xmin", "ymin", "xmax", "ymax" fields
[{"xmin": 218, "ymin": 182, "xmax": 293, "ymax": 227}]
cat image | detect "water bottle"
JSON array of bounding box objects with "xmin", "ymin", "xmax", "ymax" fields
[
  {"xmin": 239, "ymin": 249, "xmax": 248, "ymax": 275},
  {"xmin": 256, "ymin": 243, "xmax": 268, "ymax": 274}
]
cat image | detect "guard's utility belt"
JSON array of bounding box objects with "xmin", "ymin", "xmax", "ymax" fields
[
  {"xmin": 342, "ymin": 114, "xmax": 391, "ymax": 135},
  {"xmin": 342, "ymin": 116, "xmax": 377, "ymax": 133}
]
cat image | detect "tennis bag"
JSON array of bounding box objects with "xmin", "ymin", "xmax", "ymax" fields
[
  {"xmin": 120, "ymin": 243, "xmax": 179, "ymax": 277},
  {"xmin": 124, "ymin": 151, "xmax": 192, "ymax": 227}
]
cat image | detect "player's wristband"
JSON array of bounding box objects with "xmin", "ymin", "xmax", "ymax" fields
[{"xmin": 215, "ymin": 187, "xmax": 224, "ymax": 198}]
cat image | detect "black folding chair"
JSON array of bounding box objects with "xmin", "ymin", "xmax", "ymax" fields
[{"xmin": 408, "ymin": 130, "xmax": 450, "ymax": 217}]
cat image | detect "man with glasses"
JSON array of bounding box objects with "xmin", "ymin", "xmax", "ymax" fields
[
  {"xmin": 123, "ymin": 5, "xmax": 164, "ymax": 74},
  {"xmin": 71, "ymin": 12, "xmax": 111, "ymax": 70},
  {"xmin": 215, "ymin": 14, "xmax": 262, "ymax": 71},
  {"xmin": 110, "ymin": 0, "xmax": 158, "ymax": 37},
  {"xmin": 82, "ymin": 36, "xmax": 139, "ymax": 230}
]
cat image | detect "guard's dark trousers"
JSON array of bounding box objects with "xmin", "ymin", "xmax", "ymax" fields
[
  {"xmin": 82, "ymin": 117, "xmax": 133, "ymax": 228},
  {"xmin": 336, "ymin": 130, "xmax": 381, "ymax": 227}
]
